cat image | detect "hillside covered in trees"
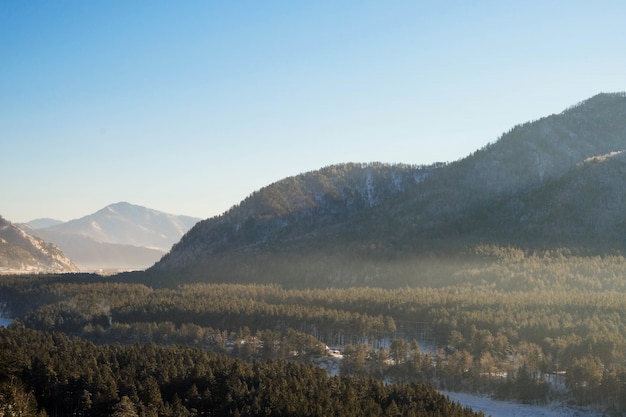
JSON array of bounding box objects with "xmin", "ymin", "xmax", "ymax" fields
[
  {"xmin": 150, "ymin": 93, "xmax": 626, "ymax": 288},
  {"xmin": 3, "ymin": 247, "xmax": 626, "ymax": 414},
  {"xmin": 0, "ymin": 326, "xmax": 481, "ymax": 417},
  {"xmin": 4, "ymin": 93, "xmax": 626, "ymax": 416}
]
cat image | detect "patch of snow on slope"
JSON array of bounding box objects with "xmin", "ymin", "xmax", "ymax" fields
[
  {"xmin": 365, "ymin": 172, "xmax": 375, "ymax": 207},
  {"xmin": 21, "ymin": 228, "xmax": 45, "ymax": 253},
  {"xmin": 171, "ymin": 217, "xmax": 194, "ymax": 236},
  {"xmin": 90, "ymin": 220, "xmax": 103, "ymax": 232},
  {"xmin": 391, "ymin": 172, "xmax": 403, "ymax": 191},
  {"xmin": 583, "ymin": 150, "xmax": 625, "ymax": 164},
  {"xmin": 414, "ymin": 171, "xmax": 431, "ymax": 183}
]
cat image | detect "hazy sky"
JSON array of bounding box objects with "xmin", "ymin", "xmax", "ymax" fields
[{"xmin": 2, "ymin": 1, "xmax": 625, "ymax": 223}]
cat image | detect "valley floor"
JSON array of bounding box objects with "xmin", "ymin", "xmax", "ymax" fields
[
  {"xmin": 312, "ymin": 354, "xmax": 607, "ymax": 416},
  {"xmin": 444, "ymin": 391, "xmax": 606, "ymax": 417}
]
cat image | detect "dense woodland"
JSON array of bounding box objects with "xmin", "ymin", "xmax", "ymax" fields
[
  {"xmin": 5, "ymin": 94, "xmax": 626, "ymax": 416},
  {"xmin": 0, "ymin": 327, "xmax": 480, "ymax": 417},
  {"xmin": 154, "ymin": 94, "xmax": 626, "ymax": 283},
  {"xmin": 3, "ymin": 245, "xmax": 626, "ymax": 415}
]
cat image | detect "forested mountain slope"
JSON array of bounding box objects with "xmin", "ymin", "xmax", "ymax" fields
[
  {"xmin": 382, "ymin": 93, "xmax": 626, "ymax": 240},
  {"xmin": 456, "ymin": 149, "xmax": 626, "ymax": 243},
  {"xmin": 0, "ymin": 216, "xmax": 78, "ymax": 274},
  {"xmin": 153, "ymin": 163, "xmax": 438, "ymax": 271},
  {"xmin": 149, "ymin": 93, "xmax": 626, "ymax": 287}
]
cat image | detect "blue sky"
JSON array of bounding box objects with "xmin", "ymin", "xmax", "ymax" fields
[{"xmin": 1, "ymin": 1, "xmax": 625, "ymax": 223}]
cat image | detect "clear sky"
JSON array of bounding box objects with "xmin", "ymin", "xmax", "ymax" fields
[{"xmin": 1, "ymin": 1, "xmax": 625, "ymax": 223}]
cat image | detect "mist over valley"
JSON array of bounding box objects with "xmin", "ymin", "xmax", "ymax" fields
[{"xmin": 3, "ymin": 93, "xmax": 626, "ymax": 417}]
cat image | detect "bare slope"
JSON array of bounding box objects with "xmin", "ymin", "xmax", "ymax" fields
[
  {"xmin": 27, "ymin": 202, "xmax": 200, "ymax": 271},
  {"xmin": 0, "ymin": 216, "xmax": 78, "ymax": 274},
  {"xmin": 44, "ymin": 202, "xmax": 200, "ymax": 251}
]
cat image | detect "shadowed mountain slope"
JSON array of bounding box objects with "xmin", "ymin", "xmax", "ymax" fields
[
  {"xmin": 386, "ymin": 92, "xmax": 626, "ymax": 239},
  {"xmin": 459, "ymin": 149, "xmax": 626, "ymax": 243},
  {"xmin": 153, "ymin": 163, "xmax": 438, "ymax": 271},
  {"xmin": 146, "ymin": 93, "xmax": 626, "ymax": 287}
]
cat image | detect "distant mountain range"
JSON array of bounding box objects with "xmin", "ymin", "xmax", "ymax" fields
[
  {"xmin": 26, "ymin": 218, "xmax": 63, "ymax": 229},
  {"xmin": 0, "ymin": 216, "xmax": 78, "ymax": 274},
  {"xmin": 149, "ymin": 92, "xmax": 626, "ymax": 287},
  {"xmin": 21, "ymin": 202, "xmax": 200, "ymax": 272}
]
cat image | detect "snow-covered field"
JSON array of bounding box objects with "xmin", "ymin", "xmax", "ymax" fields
[{"xmin": 444, "ymin": 391, "xmax": 606, "ymax": 417}]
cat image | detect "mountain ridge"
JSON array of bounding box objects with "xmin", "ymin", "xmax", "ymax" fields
[
  {"xmin": 26, "ymin": 218, "xmax": 63, "ymax": 229},
  {"xmin": 462, "ymin": 148, "xmax": 626, "ymax": 243},
  {"xmin": 43, "ymin": 201, "xmax": 200, "ymax": 251},
  {"xmin": 25, "ymin": 202, "xmax": 201, "ymax": 272},
  {"xmin": 153, "ymin": 162, "xmax": 441, "ymax": 271},
  {"xmin": 147, "ymin": 92, "xmax": 626, "ymax": 287}
]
